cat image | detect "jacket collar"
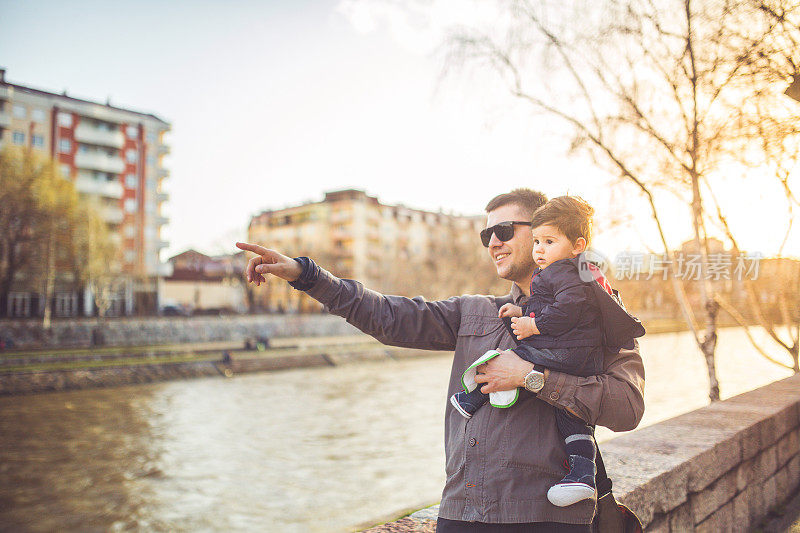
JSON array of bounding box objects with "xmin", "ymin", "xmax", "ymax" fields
[{"xmin": 510, "ymin": 282, "xmax": 526, "ymax": 305}]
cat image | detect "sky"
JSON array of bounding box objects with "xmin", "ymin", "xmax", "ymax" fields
[{"xmin": 1, "ymin": 0, "xmax": 797, "ymax": 261}]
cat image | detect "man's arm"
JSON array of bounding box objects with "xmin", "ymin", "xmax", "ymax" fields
[
  {"xmin": 537, "ymin": 342, "xmax": 644, "ymax": 431},
  {"xmin": 475, "ymin": 341, "xmax": 645, "ymax": 432},
  {"xmin": 237, "ymin": 242, "xmax": 461, "ymax": 351}
]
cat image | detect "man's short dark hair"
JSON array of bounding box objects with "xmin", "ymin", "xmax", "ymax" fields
[
  {"xmin": 531, "ymin": 195, "xmax": 595, "ymax": 244},
  {"xmin": 485, "ymin": 189, "xmax": 548, "ymax": 220}
]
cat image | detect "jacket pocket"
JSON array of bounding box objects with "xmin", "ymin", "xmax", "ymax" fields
[{"xmin": 498, "ymin": 397, "xmax": 566, "ymax": 476}]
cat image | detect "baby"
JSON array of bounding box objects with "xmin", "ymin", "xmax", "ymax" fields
[{"xmin": 450, "ymin": 196, "xmax": 645, "ymax": 507}]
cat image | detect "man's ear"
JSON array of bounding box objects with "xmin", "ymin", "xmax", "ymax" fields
[{"xmin": 573, "ymin": 237, "xmax": 587, "ymax": 254}]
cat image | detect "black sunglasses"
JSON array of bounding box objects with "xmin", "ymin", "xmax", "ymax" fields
[{"xmin": 480, "ymin": 221, "xmax": 532, "ymax": 247}]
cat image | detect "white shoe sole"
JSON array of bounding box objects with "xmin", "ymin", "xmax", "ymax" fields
[
  {"xmin": 449, "ymin": 395, "xmax": 472, "ymax": 419},
  {"xmin": 547, "ymin": 483, "xmax": 596, "ymax": 507}
]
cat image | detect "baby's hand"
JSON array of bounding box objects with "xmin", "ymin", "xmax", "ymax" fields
[
  {"xmin": 498, "ymin": 303, "xmax": 523, "ymax": 318},
  {"xmin": 510, "ymin": 316, "xmax": 540, "ymax": 339}
]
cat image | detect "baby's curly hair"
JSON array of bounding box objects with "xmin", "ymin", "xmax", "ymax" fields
[{"xmin": 531, "ymin": 196, "xmax": 594, "ymax": 244}]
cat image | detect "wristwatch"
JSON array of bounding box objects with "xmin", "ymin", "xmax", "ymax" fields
[{"xmin": 523, "ymin": 364, "xmax": 547, "ymax": 393}]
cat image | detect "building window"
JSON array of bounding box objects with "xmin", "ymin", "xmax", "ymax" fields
[
  {"xmin": 32, "ymin": 109, "xmax": 47, "ymax": 123},
  {"xmin": 126, "ymin": 125, "xmax": 138, "ymax": 138},
  {"xmin": 8, "ymin": 292, "xmax": 31, "ymax": 317},
  {"xmin": 31, "ymin": 134, "xmax": 45, "ymax": 149},
  {"xmin": 125, "ymin": 174, "xmax": 138, "ymax": 188},
  {"xmin": 60, "ymin": 164, "xmax": 71, "ymax": 178},
  {"xmin": 146, "ymin": 131, "xmax": 157, "ymax": 143},
  {"xmin": 124, "ymin": 198, "xmax": 137, "ymax": 213},
  {"xmin": 58, "ymin": 113, "xmax": 73, "ymax": 127},
  {"xmin": 12, "ymin": 105, "xmax": 25, "ymax": 119},
  {"xmin": 59, "ymin": 139, "xmax": 71, "ymax": 153},
  {"xmin": 13, "ymin": 131, "xmax": 25, "ymax": 145},
  {"xmin": 126, "ymin": 149, "xmax": 138, "ymax": 164},
  {"xmin": 78, "ymin": 144, "xmax": 89, "ymax": 153},
  {"xmin": 55, "ymin": 293, "xmax": 77, "ymax": 317}
]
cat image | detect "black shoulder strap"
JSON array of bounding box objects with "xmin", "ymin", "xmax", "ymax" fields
[{"xmin": 493, "ymin": 295, "xmax": 614, "ymax": 500}]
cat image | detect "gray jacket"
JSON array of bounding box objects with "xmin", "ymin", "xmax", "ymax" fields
[{"xmin": 302, "ymin": 264, "xmax": 645, "ymax": 525}]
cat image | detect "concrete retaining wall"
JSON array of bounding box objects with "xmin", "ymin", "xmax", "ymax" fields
[
  {"xmin": 0, "ymin": 347, "xmax": 448, "ymax": 396},
  {"xmin": 607, "ymin": 373, "xmax": 800, "ymax": 531},
  {"xmin": 369, "ymin": 373, "xmax": 800, "ymax": 532},
  {"xmin": 0, "ymin": 314, "xmax": 361, "ymax": 350}
]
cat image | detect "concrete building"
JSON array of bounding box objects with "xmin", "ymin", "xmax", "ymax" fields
[
  {"xmin": 159, "ymin": 250, "xmax": 248, "ymax": 314},
  {"xmin": 0, "ymin": 69, "xmax": 170, "ymax": 317},
  {"xmin": 248, "ymin": 189, "xmax": 491, "ymax": 313}
]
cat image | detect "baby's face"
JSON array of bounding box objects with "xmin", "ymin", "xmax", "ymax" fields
[{"xmin": 531, "ymin": 224, "xmax": 584, "ymax": 269}]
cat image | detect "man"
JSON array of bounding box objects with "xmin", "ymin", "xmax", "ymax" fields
[{"xmin": 237, "ymin": 189, "xmax": 644, "ymax": 532}]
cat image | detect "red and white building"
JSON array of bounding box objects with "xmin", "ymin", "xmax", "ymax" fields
[{"xmin": 0, "ymin": 69, "xmax": 171, "ymax": 316}]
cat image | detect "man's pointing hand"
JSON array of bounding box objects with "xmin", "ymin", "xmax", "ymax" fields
[{"xmin": 235, "ymin": 242, "xmax": 303, "ymax": 285}]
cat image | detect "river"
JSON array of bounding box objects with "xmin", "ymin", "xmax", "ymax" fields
[{"xmin": 0, "ymin": 327, "xmax": 794, "ymax": 532}]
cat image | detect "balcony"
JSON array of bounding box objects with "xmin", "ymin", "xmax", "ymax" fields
[
  {"xmin": 0, "ymin": 86, "xmax": 9, "ymax": 100},
  {"xmin": 155, "ymin": 214, "xmax": 169, "ymax": 226},
  {"xmin": 75, "ymin": 177, "xmax": 124, "ymax": 199},
  {"xmin": 156, "ymin": 191, "xmax": 169, "ymax": 203},
  {"xmin": 157, "ymin": 167, "xmax": 169, "ymax": 178},
  {"xmin": 157, "ymin": 144, "xmax": 170, "ymax": 156},
  {"xmin": 75, "ymin": 151, "xmax": 125, "ymax": 174},
  {"xmin": 100, "ymin": 206, "xmax": 124, "ymax": 225},
  {"xmin": 74, "ymin": 123, "xmax": 125, "ymax": 148},
  {"xmin": 156, "ymin": 239, "xmax": 169, "ymax": 249},
  {"xmin": 0, "ymin": 109, "xmax": 10, "ymax": 128}
]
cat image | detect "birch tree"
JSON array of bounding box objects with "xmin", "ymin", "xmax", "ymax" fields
[{"xmin": 447, "ymin": 0, "xmax": 800, "ymax": 400}]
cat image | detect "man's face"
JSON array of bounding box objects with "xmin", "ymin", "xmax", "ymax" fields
[{"xmin": 485, "ymin": 204, "xmax": 535, "ymax": 287}]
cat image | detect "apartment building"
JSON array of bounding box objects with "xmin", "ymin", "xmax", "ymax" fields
[
  {"xmin": 248, "ymin": 189, "xmax": 493, "ymax": 313},
  {"xmin": 0, "ymin": 69, "xmax": 170, "ymax": 317},
  {"xmin": 159, "ymin": 250, "xmax": 248, "ymax": 314}
]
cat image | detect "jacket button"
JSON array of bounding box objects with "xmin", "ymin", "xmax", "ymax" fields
[
  {"xmin": 469, "ymin": 438, "xmax": 477, "ymax": 447},
  {"xmin": 549, "ymin": 392, "xmax": 559, "ymax": 401}
]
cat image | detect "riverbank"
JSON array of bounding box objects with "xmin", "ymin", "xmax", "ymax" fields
[{"xmin": 0, "ymin": 335, "xmax": 450, "ymax": 395}]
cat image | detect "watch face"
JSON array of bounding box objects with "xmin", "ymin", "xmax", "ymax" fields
[{"xmin": 525, "ymin": 372, "xmax": 544, "ymax": 392}]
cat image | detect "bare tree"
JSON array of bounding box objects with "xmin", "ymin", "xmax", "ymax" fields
[
  {"xmin": 0, "ymin": 147, "xmax": 84, "ymax": 323},
  {"xmin": 447, "ymin": 0, "xmax": 800, "ymax": 400}
]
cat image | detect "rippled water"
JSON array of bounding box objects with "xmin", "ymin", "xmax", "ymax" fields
[{"xmin": 0, "ymin": 327, "xmax": 794, "ymax": 532}]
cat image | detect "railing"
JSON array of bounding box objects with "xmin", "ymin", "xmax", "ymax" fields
[
  {"xmin": 100, "ymin": 206, "xmax": 124, "ymax": 224},
  {"xmin": 75, "ymin": 152, "xmax": 125, "ymax": 174},
  {"xmin": 74, "ymin": 177, "xmax": 124, "ymax": 199},
  {"xmin": 74, "ymin": 123, "xmax": 125, "ymax": 148}
]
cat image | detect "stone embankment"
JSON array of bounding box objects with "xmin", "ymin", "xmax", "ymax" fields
[
  {"xmin": 0, "ymin": 333, "xmax": 449, "ymax": 396},
  {"xmin": 0, "ymin": 314, "xmax": 360, "ymax": 350},
  {"xmin": 0, "ymin": 315, "xmax": 385, "ymax": 395},
  {"xmin": 365, "ymin": 373, "xmax": 800, "ymax": 532}
]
